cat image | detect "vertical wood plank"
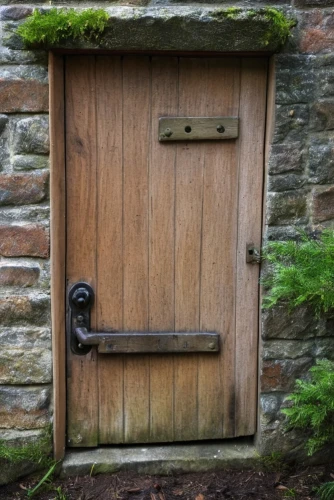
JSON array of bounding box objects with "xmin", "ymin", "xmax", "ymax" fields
[
  {"xmin": 174, "ymin": 58, "xmax": 208, "ymax": 441},
  {"xmin": 49, "ymin": 52, "xmax": 66, "ymax": 460},
  {"xmin": 66, "ymin": 56, "xmax": 98, "ymax": 447},
  {"xmin": 199, "ymin": 58, "xmax": 241, "ymax": 439},
  {"xmin": 96, "ymin": 56, "xmax": 125, "ymax": 444},
  {"xmin": 235, "ymin": 58, "xmax": 268, "ymax": 436},
  {"xmin": 149, "ymin": 57, "xmax": 178, "ymax": 442},
  {"xmin": 123, "ymin": 56, "xmax": 150, "ymax": 442}
]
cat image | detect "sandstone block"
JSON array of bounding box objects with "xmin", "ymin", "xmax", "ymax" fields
[
  {"xmin": 0, "ymin": 224, "xmax": 49, "ymax": 258},
  {"xmin": 0, "ymin": 171, "xmax": 48, "ymax": 206},
  {"xmin": 0, "ymin": 48, "xmax": 47, "ymax": 65},
  {"xmin": 0, "ymin": 264, "xmax": 40, "ymax": 287},
  {"xmin": 261, "ymin": 358, "xmax": 313, "ymax": 392},
  {"xmin": 268, "ymin": 143, "xmax": 304, "ymax": 175},
  {"xmin": 12, "ymin": 155, "xmax": 49, "ymax": 171},
  {"xmin": 0, "ymin": 345, "xmax": 51, "ymax": 384},
  {"xmin": 12, "ymin": 116, "xmax": 49, "ymax": 155},
  {"xmin": 300, "ymin": 10, "xmax": 334, "ymax": 54},
  {"xmin": 266, "ymin": 191, "xmax": 308, "ymax": 225},
  {"xmin": 0, "ymin": 294, "xmax": 50, "ymax": 327},
  {"xmin": 0, "ymin": 327, "xmax": 51, "ymax": 349},
  {"xmin": 0, "ymin": 386, "xmax": 50, "ymax": 429},
  {"xmin": 312, "ymin": 186, "xmax": 334, "ymax": 222},
  {"xmin": 0, "ymin": 67, "xmax": 48, "ymax": 113}
]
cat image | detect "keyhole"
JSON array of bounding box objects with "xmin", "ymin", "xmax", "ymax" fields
[{"xmin": 184, "ymin": 126, "xmax": 192, "ymax": 133}]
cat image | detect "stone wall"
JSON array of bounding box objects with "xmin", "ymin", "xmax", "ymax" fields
[{"xmin": 0, "ymin": 0, "xmax": 333, "ymax": 483}]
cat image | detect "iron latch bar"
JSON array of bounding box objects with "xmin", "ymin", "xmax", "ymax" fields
[{"xmin": 68, "ymin": 282, "xmax": 220, "ymax": 356}]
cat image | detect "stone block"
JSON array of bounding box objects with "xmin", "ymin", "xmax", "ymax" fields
[
  {"xmin": 312, "ymin": 186, "xmax": 334, "ymax": 222},
  {"xmin": 0, "ymin": 171, "xmax": 48, "ymax": 206},
  {"xmin": 12, "ymin": 116, "xmax": 49, "ymax": 155},
  {"xmin": 315, "ymin": 337, "xmax": 334, "ymax": 359},
  {"xmin": 294, "ymin": 0, "xmax": 334, "ymax": 6},
  {"xmin": 0, "ymin": 67, "xmax": 48, "ymax": 113},
  {"xmin": 0, "ymin": 224, "xmax": 49, "ymax": 258},
  {"xmin": 268, "ymin": 173, "xmax": 305, "ymax": 192},
  {"xmin": 265, "ymin": 225, "xmax": 310, "ymax": 242},
  {"xmin": 262, "ymin": 304, "xmax": 325, "ymax": 339},
  {"xmin": 309, "ymin": 139, "xmax": 334, "ymax": 184},
  {"xmin": 266, "ymin": 191, "xmax": 308, "ymax": 225},
  {"xmin": 0, "ymin": 263, "xmax": 40, "ymax": 287},
  {"xmin": 12, "ymin": 155, "xmax": 49, "ymax": 171},
  {"xmin": 0, "ymin": 48, "xmax": 47, "ymax": 65},
  {"xmin": 0, "ymin": 345, "xmax": 51, "ymax": 384},
  {"xmin": 273, "ymin": 105, "xmax": 309, "ymax": 144},
  {"xmin": 260, "ymin": 393, "xmax": 285, "ymax": 424},
  {"xmin": 0, "ymin": 205, "xmax": 50, "ymax": 224},
  {"xmin": 0, "ymin": 294, "xmax": 50, "ymax": 327},
  {"xmin": 0, "ymin": 114, "xmax": 8, "ymax": 135},
  {"xmin": 0, "ymin": 6, "xmax": 32, "ymax": 20},
  {"xmin": 299, "ymin": 10, "xmax": 334, "ymax": 54},
  {"xmin": 310, "ymin": 100, "xmax": 334, "ymax": 130},
  {"xmin": 0, "ymin": 386, "xmax": 51, "ymax": 429},
  {"xmin": 260, "ymin": 358, "xmax": 313, "ymax": 392},
  {"xmin": 0, "ymin": 429, "xmax": 51, "ymax": 486},
  {"xmin": 263, "ymin": 339, "xmax": 315, "ymax": 360},
  {"xmin": 0, "ymin": 327, "xmax": 51, "ymax": 349},
  {"xmin": 276, "ymin": 61, "xmax": 315, "ymax": 104},
  {"xmin": 268, "ymin": 143, "xmax": 304, "ymax": 175}
]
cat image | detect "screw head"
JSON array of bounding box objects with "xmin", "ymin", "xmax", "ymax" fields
[
  {"xmin": 77, "ymin": 314, "xmax": 84, "ymax": 323},
  {"xmin": 164, "ymin": 128, "xmax": 173, "ymax": 138},
  {"xmin": 216, "ymin": 125, "xmax": 225, "ymax": 134},
  {"xmin": 208, "ymin": 342, "xmax": 216, "ymax": 350}
]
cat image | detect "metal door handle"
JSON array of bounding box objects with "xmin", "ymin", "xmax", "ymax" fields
[{"xmin": 68, "ymin": 283, "xmax": 220, "ymax": 355}]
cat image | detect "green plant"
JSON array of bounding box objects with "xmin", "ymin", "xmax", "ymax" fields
[
  {"xmin": 255, "ymin": 451, "xmax": 287, "ymax": 472},
  {"xmin": 17, "ymin": 8, "xmax": 109, "ymax": 46},
  {"xmin": 262, "ymin": 7, "xmax": 296, "ymax": 46},
  {"xmin": 262, "ymin": 229, "xmax": 334, "ymax": 316},
  {"xmin": 317, "ymin": 481, "xmax": 334, "ymax": 500},
  {"xmin": 284, "ymin": 488, "xmax": 297, "ymax": 498},
  {"xmin": 27, "ymin": 462, "xmax": 58, "ymax": 498},
  {"xmin": 0, "ymin": 428, "xmax": 52, "ymax": 468},
  {"xmin": 282, "ymin": 359, "xmax": 334, "ymax": 456}
]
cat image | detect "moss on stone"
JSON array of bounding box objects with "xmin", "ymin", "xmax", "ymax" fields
[
  {"xmin": 17, "ymin": 8, "xmax": 109, "ymax": 46},
  {"xmin": 262, "ymin": 7, "xmax": 296, "ymax": 47}
]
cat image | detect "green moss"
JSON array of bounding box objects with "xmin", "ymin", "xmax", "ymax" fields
[
  {"xmin": 262, "ymin": 7, "xmax": 296, "ymax": 47},
  {"xmin": 17, "ymin": 8, "xmax": 109, "ymax": 46},
  {"xmin": 212, "ymin": 7, "xmax": 242, "ymax": 20},
  {"xmin": 0, "ymin": 427, "xmax": 53, "ymax": 468}
]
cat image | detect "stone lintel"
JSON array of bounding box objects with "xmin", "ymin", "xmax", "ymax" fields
[{"xmin": 30, "ymin": 7, "xmax": 293, "ymax": 53}]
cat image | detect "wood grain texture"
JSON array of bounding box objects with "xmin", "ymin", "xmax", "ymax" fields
[
  {"xmin": 235, "ymin": 58, "xmax": 268, "ymax": 436},
  {"xmin": 159, "ymin": 117, "xmax": 238, "ymax": 141},
  {"xmin": 199, "ymin": 58, "xmax": 241, "ymax": 439},
  {"xmin": 65, "ymin": 55, "xmax": 267, "ymax": 446},
  {"xmin": 174, "ymin": 58, "xmax": 209, "ymax": 441},
  {"xmin": 65, "ymin": 56, "xmax": 98, "ymax": 447},
  {"xmin": 122, "ymin": 57, "xmax": 151, "ymax": 442},
  {"xmin": 149, "ymin": 57, "xmax": 178, "ymax": 442},
  {"xmin": 95, "ymin": 57, "xmax": 124, "ymax": 444},
  {"xmin": 49, "ymin": 52, "xmax": 66, "ymax": 460}
]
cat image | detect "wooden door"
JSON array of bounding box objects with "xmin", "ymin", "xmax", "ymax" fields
[{"xmin": 65, "ymin": 55, "xmax": 267, "ymax": 446}]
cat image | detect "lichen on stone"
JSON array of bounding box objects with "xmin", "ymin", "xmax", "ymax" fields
[{"xmin": 17, "ymin": 7, "xmax": 109, "ymax": 46}]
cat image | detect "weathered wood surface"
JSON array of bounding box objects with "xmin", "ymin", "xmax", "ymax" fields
[
  {"xmin": 75, "ymin": 328, "xmax": 220, "ymax": 353},
  {"xmin": 65, "ymin": 55, "xmax": 267, "ymax": 445},
  {"xmin": 159, "ymin": 117, "xmax": 239, "ymax": 141}
]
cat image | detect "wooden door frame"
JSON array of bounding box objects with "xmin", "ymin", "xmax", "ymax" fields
[{"xmin": 49, "ymin": 51, "xmax": 275, "ymax": 460}]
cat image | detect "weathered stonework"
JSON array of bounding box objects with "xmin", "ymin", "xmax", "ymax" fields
[{"xmin": 0, "ymin": 0, "xmax": 333, "ymax": 485}]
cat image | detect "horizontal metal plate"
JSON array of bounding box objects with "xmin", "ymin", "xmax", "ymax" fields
[
  {"xmin": 75, "ymin": 328, "xmax": 219, "ymax": 354},
  {"xmin": 159, "ymin": 117, "xmax": 238, "ymax": 141}
]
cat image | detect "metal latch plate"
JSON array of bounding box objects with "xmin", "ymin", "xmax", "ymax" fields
[{"xmin": 159, "ymin": 117, "xmax": 239, "ymax": 141}]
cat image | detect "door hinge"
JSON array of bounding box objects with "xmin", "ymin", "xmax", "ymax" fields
[{"xmin": 246, "ymin": 243, "xmax": 261, "ymax": 264}]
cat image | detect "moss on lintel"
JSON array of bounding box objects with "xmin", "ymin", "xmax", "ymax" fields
[{"xmin": 15, "ymin": 6, "xmax": 296, "ymax": 53}]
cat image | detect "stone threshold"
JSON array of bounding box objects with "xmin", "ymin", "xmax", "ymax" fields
[{"xmin": 61, "ymin": 438, "xmax": 257, "ymax": 477}]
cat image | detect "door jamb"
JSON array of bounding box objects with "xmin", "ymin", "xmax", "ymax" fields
[{"xmin": 50, "ymin": 52, "xmax": 66, "ymax": 460}]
